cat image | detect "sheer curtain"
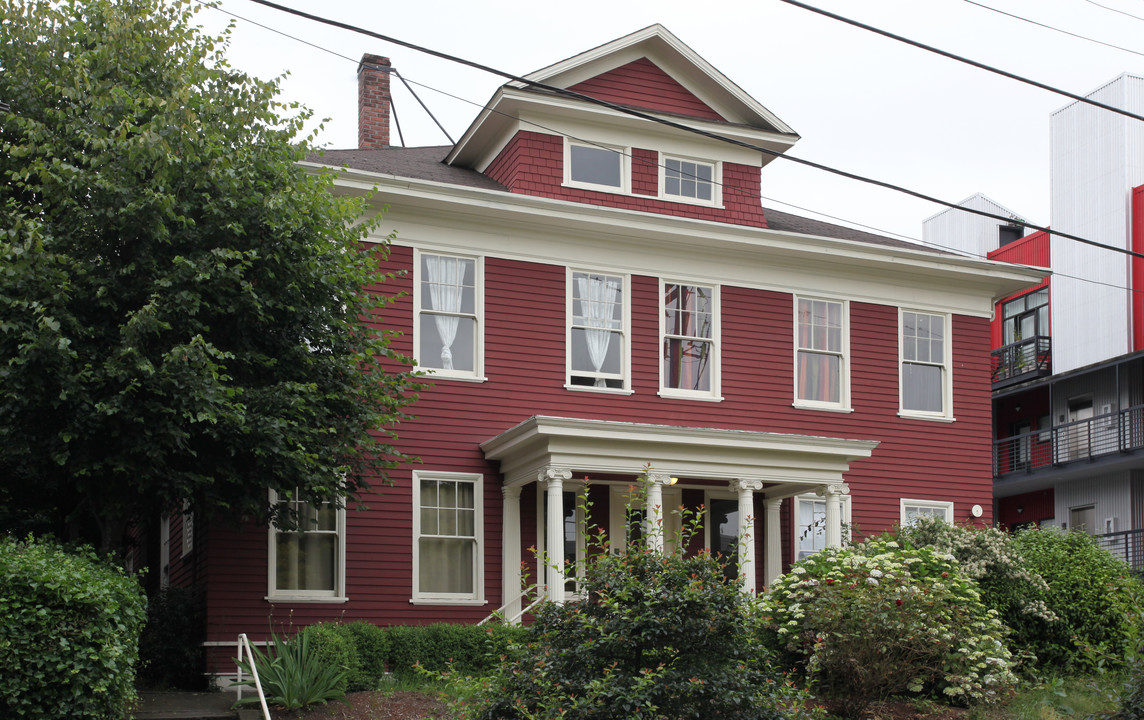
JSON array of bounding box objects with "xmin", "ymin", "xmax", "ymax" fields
[
  {"xmin": 577, "ymin": 274, "xmax": 621, "ymax": 387},
  {"xmin": 425, "ymin": 256, "xmax": 464, "ymax": 370}
]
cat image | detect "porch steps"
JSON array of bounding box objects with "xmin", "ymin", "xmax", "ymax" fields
[{"xmin": 131, "ymin": 691, "xmax": 239, "ymax": 720}]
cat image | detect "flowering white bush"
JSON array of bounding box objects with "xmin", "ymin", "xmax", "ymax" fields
[{"xmin": 760, "ymin": 539, "xmax": 1017, "ymax": 719}]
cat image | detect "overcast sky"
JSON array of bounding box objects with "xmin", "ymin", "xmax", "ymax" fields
[{"xmin": 198, "ymin": 0, "xmax": 1144, "ymax": 246}]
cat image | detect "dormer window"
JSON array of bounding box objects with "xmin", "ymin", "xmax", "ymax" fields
[
  {"xmin": 661, "ymin": 156, "xmax": 718, "ymax": 205},
  {"xmin": 565, "ymin": 141, "xmax": 628, "ymax": 192}
]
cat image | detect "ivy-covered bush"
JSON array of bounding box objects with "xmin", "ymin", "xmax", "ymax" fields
[
  {"xmin": 0, "ymin": 535, "xmax": 147, "ymax": 720},
  {"xmin": 137, "ymin": 586, "xmax": 207, "ymax": 690},
  {"xmin": 341, "ymin": 620, "xmax": 390, "ymax": 688},
  {"xmin": 762, "ymin": 539, "xmax": 1016, "ymax": 719},
  {"xmin": 1011, "ymin": 527, "xmax": 1142, "ymax": 670},
  {"xmin": 387, "ymin": 622, "xmax": 526, "ymax": 678},
  {"xmin": 894, "ymin": 518, "xmax": 1056, "ymax": 666}
]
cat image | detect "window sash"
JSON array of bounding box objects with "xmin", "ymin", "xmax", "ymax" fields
[
  {"xmin": 570, "ymin": 272, "xmax": 625, "ymax": 387},
  {"xmin": 414, "ymin": 474, "xmax": 482, "ymax": 601},
  {"xmin": 662, "ymin": 283, "xmax": 715, "ymax": 393},
  {"xmin": 901, "ymin": 311, "xmax": 947, "ymax": 414},
  {"xmin": 569, "ymin": 144, "xmax": 623, "ymax": 188},
  {"xmin": 418, "ymin": 254, "xmax": 479, "ymax": 374},
  {"xmin": 269, "ymin": 493, "xmax": 343, "ymax": 598},
  {"xmin": 663, "ymin": 158, "xmax": 714, "ymax": 201},
  {"xmin": 796, "ymin": 299, "xmax": 844, "ymax": 404}
]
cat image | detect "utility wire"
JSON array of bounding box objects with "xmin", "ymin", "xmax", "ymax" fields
[
  {"xmin": 245, "ymin": 0, "xmax": 1144, "ymax": 262},
  {"xmin": 776, "ymin": 0, "xmax": 1144, "ymax": 124},
  {"xmin": 963, "ymin": 0, "xmax": 1144, "ymax": 58},
  {"xmin": 1081, "ymin": 0, "xmax": 1144, "ymax": 25}
]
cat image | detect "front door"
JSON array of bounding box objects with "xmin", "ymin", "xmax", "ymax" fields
[
  {"xmin": 1069, "ymin": 505, "xmax": 1095, "ymax": 535},
  {"xmin": 1066, "ymin": 398, "xmax": 1094, "ymax": 460}
]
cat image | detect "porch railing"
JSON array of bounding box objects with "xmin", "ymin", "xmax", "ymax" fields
[
  {"xmin": 990, "ymin": 336, "xmax": 1051, "ymax": 387},
  {"xmin": 1095, "ymin": 528, "xmax": 1144, "ymax": 572},
  {"xmin": 993, "ymin": 403, "xmax": 1144, "ymax": 476},
  {"xmin": 235, "ymin": 633, "xmax": 271, "ymax": 720}
]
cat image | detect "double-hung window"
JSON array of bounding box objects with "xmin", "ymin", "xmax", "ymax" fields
[
  {"xmin": 413, "ymin": 472, "xmax": 483, "ymax": 603},
  {"xmin": 795, "ymin": 298, "xmax": 848, "ymax": 409},
  {"xmin": 416, "ymin": 252, "xmax": 482, "ymax": 379},
  {"xmin": 565, "ymin": 141, "xmax": 627, "ymax": 192},
  {"xmin": 267, "ymin": 490, "xmax": 346, "ymax": 601},
  {"xmin": 900, "ymin": 310, "xmax": 951, "ymax": 418},
  {"xmin": 901, "ymin": 499, "xmax": 954, "ymax": 526},
  {"xmin": 568, "ymin": 270, "xmax": 628, "ymax": 390},
  {"xmin": 661, "ymin": 156, "xmax": 717, "ymax": 205},
  {"xmin": 661, "ymin": 281, "xmax": 719, "ymax": 398}
]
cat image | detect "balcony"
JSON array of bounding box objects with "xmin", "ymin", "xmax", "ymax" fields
[
  {"xmin": 1095, "ymin": 528, "xmax": 1144, "ymax": 573},
  {"xmin": 993, "ymin": 403, "xmax": 1144, "ymax": 476},
  {"xmin": 991, "ymin": 336, "xmax": 1051, "ymax": 389}
]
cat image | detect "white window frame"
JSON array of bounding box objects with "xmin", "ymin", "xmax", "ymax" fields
[
  {"xmin": 566, "ymin": 268, "xmax": 632, "ymax": 393},
  {"xmin": 535, "ymin": 481, "xmax": 588, "ymax": 597},
  {"xmin": 411, "ymin": 471, "xmax": 485, "ymax": 605},
  {"xmin": 899, "ymin": 309, "xmax": 953, "ymax": 421},
  {"xmin": 703, "ymin": 490, "xmax": 744, "ymax": 579},
  {"xmin": 900, "ymin": 498, "xmax": 955, "ymax": 526},
  {"xmin": 659, "ymin": 279, "xmax": 721, "ymax": 401},
  {"xmin": 266, "ymin": 489, "xmax": 348, "ymax": 603},
  {"xmin": 658, "ymin": 153, "xmax": 721, "ymax": 207},
  {"xmin": 793, "ymin": 297, "xmax": 851, "ymax": 412},
  {"xmin": 413, "ymin": 250, "xmax": 485, "ymax": 381},
  {"xmin": 792, "ymin": 493, "xmax": 852, "ymax": 562},
  {"xmin": 564, "ymin": 140, "xmax": 630, "ymax": 193},
  {"xmin": 609, "ymin": 484, "xmax": 682, "ymax": 553}
]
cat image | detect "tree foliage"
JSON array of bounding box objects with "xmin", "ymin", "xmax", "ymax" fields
[{"xmin": 0, "ymin": 0, "xmax": 418, "ymax": 550}]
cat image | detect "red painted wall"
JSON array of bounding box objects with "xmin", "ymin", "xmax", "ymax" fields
[
  {"xmin": 1133, "ymin": 186, "xmax": 1144, "ymax": 351},
  {"xmin": 997, "ymin": 488, "xmax": 1055, "ymax": 530},
  {"xmin": 987, "ymin": 229, "xmax": 1051, "ymax": 350},
  {"xmin": 201, "ymin": 247, "xmax": 997, "ymax": 664},
  {"xmin": 484, "ymin": 131, "xmax": 769, "ymax": 228},
  {"xmin": 568, "ymin": 58, "xmax": 724, "ymax": 121}
]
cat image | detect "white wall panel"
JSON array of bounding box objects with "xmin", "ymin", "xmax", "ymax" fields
[
  {"xmin": 1056, "ymin": 470, "xmax": 1133, "ymax": 533},
  {"xmin": 922, "ymin": 192, "xmax": 1026, "ymax": 258}
]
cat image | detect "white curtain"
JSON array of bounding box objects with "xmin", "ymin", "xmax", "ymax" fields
[
  {"xmin": 577, "ymin": 275, "xmax": 621, "ymax": 387},
  {"xmin": 425, "ymin": 256, "xmax": 464, "ymax": 370}
]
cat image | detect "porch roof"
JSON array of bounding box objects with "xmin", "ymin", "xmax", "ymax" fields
[{"xmin": 480, "ymin": 416, "xmax": 878, "ymax": 497}]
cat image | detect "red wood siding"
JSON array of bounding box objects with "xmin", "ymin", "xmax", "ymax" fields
[
  {"xmin": 568, "ymin": 58, "xmax": 724, "ymax": 121},
  {"xmin": 484, "ymin": 131, "xmax": 769, "ymax": 228},
  {"xmin": 997, "ymin": 488, "xmax": 1055, "ymax": 529},
  {"xmin": 201, "ymin": 252, "xmax": 996, "ymax": 652}
]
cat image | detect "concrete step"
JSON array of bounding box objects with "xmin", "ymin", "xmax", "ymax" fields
[{"xmin": 132, "ymin": 691, "xmax": 238, "ymax": 720}]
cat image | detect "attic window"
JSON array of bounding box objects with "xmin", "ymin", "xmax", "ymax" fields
[
  {"xmin": 566, "ymin": 141, "xmax": 627, "ymax": 191},
  {"xmin": 661, "ymin": 156, "xmax": 718, "ymax": 206}
]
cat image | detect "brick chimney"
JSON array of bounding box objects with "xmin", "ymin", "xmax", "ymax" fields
[{"xmin": 358, "ymin": 54, "xmax": 391, "ymax": 149}]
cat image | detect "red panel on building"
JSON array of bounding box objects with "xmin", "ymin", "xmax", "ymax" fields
[
  {"xmin": 1133, "ymin": 185, "xmax": 1144, "ymax": 351},
  {"xmin": 988, "ymin": 229, "xmax": 1051, "ymax": 350},
  {"xmin": 568, "ymin": 58, "xmax": 724, "ymax": 121}
]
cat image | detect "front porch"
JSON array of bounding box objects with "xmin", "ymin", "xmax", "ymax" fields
[{"xmin": 481, "ymin": 416, "xmax": 878, "ymax": 619}]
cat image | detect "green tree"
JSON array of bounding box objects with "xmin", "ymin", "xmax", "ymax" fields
[{"xmin": 0, "ymin": 0, "xmax": 419, "ymax": 552}]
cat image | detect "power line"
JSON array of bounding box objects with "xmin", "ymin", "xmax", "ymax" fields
[
  {"xmin": 245, "ymin": 0, "xmax": 1144, "ymax": 262},
  {"xmin": 963, "ymin": 0, "xmax": 1144, "ymax": 58},
  {"xmin": 776, "ymin": 0, "xmax": 1144, "ymax": 124},
  {"xmin": 1081, "ymin": 0, "xmax": 1144, "ymax": 25}
]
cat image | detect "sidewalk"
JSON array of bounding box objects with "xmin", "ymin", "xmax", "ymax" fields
[{"xmin": 132, "ymin": 690, "xmax": 238, "ymax": 720}]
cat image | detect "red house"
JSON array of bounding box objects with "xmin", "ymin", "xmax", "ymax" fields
[{"xmin": 156, "ymin": 25, "xmax": 1042, "ymax": 683}]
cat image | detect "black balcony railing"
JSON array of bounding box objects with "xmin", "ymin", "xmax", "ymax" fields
[
  {"xmin": 1096, "ymin": 528, "xmax": 1144, "ymax": 572},
  {"xmin": 993, "ymin": 404, "xmax": 1144, "ymax": 476},
  {"xmin": 991, "ymin": 336, "xmax": 1051, "ymax": 387}
]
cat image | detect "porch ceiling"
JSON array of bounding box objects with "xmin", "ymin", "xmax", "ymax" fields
[{"xmin": 480, "ymin": 416, "xmax": 879, "ymax": 497}]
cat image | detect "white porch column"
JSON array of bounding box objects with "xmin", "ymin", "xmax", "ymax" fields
[
  {"xmin": 817, "ymin": 483, "xmax": 850, "ymax": 549},
  {"xmin": 764, "ymin": 497, "xmax": 783, "ymax": 588},
  {"xmin": 644, "ymin": 473, "xmax": 673, "ymax": 553},
  {"xmin": 729, "ymin": 479, "xmax": 763, "ymax": 594},
  {"xmin": 540, "ymin": 467, "xmax": 572, "ymax": 604},
  {"xmin": 501, "ymin": 485, "xmax": 522, "ymax": 623}
]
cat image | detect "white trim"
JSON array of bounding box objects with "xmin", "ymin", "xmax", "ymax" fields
[
  {"xmin": 792, "ymin": 492, "xmax": 852, "ymax": 562},
  {"xmin": 900, "ymin": 498, "xmax": 955, "ymax": 525},
  {"xmin": 659, "ymin": 279, "xmax": 720, "ymax": 399},
  {"xmin": 793, "ymin": 297, "xmax": 851, "ymax": 411},
  {"xmin": 412, "ymin": 470, "xmax": 485, "ymax": 604},
  {"xmin": 609, "ymin": 484, "xmax": 681, "ymax": 552},
  {"xmin": 266, "ymin": 490, "xmax": 347, "ymax": 602},
  {"xmin": 535, "ymin": 481, "xmax": 587, "ymax": 596},
  {"xmin": 658, "ymin": 153, "xmax": 722, "ymax": 207},
  {"xmin": 898, "ymin": 309, "xmax": 954, "ymax": 420},
  {"xmin": 413, "ymin": 250, "xmax": 485, "ymax": 380},
  {"xmin": 563, "ymin": 139, "xmax": 630, "ymax": 194},
  {"xmin": 566, "ymin": 268, "xmax": 631, "ymax": 391}
]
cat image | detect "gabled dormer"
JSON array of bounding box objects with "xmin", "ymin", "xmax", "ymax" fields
[{"xmin": 445, "ymin": 25, "xmax": 800, "ymax": 227}]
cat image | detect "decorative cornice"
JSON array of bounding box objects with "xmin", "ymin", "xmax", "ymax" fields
[
  {"xmin": 538, "ymin": 467, "xmax": 573, "ymax": 486},
  {"xmin": 647, "ymin": 472, "xmax": 674, "ymax": 487},
  {"xmin": 816, "ymin": 483, "xmax": 850, "ymax": 498}
]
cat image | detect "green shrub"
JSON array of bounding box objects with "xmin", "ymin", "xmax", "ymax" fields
[
  {"xmin": 0, "ymin": 535, "xmax": 147, "ymax": 720},
  {"xmin": 342, "ymin": 620, "xmax": 389, "ymax": 688},
  {"xmin": 762, "ymin": 539, "xmax": 1016, "ymax": 718},
  {"xmin": 137, "ymin": 586, "xmax": 207, "ymax": 690},
  {"xmin": 1011, "ymin": 527, "xmax": 1141, "ymax": 670},
  {"xmin": 304, "ymin": 622, "xmax": 363, "ymax": 692},
  {"xmin": 894, "ymin": 518, "xmax": 1056, "ymax": 666},
  {"xmin": 235, "ymin": 628, "xmax": 349, "ymax": 710},
  {"xmin": 387, "ymin": 622, "xmax": 525, "ymax": 678}
]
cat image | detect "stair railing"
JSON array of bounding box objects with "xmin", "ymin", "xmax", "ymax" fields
[{"xmin": 236, "ymin": 633, "xmax": 272, "ymax": 720}]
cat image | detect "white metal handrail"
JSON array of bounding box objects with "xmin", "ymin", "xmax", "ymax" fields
[
  {"xmin": 478, "ymin": 588, "xmax": 547, "ymax": 625},
  {"xmin": 236, "ymin": 633, "xmax": 271, "ymax": 720}
]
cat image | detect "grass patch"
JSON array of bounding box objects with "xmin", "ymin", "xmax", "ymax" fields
[{"xmin": 971, "ymin": 674, "xmax": 1121, "ymax": 719}]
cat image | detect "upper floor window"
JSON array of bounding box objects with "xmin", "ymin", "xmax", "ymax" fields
[
  {"xmin": 566, "ymin": 141, "xmax": 628, "ymax": 192},
  {"xmin": 661, "ymin": 156, "xmax": 717, "ymax": 205},
  {"xmin": 900, "ymin": 310, "xmax": 951, "ymax": 418},
  {"xmin": 1002, "ymin": 288, "xmax": 1048, "ymax": 345},
  {"xmin": 661, "ymin": 281, "xmax": 719, "ymax": 398},
  {"xmin": 568, "ymin": 270, "xmax": 628, "ymax": 391},
  {"xmin": 268, "ymin": 490, "xmax": 346, "ymax": 602},
  {"xmin": 413, "ymin": 471, "xmax": 484, "ymax": 603},
  {"xmin": 795, "ymin": 298, "xmax": 849, "ymax": 409},
  {"xmin": 416, "ymin": 252, "xmax": 482, "ymax": 379},
  {"xmin": 901, "ymin": 498, "xmax": 954, "ymax": 526}
]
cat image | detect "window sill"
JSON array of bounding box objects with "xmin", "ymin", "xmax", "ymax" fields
[
  {"xmin": 657, "ymin": 194, "xmax": 724, "ymax": 210},
  {"xmin": 409, "ymin": 598, "xmax": 488, "ymax": 606},
  {"xmin": 416, "ymin": 371, "xmax": 488, "ymax": 383},
  {"xmin": 562, "ymin": 180, "xmax": 628, "ymax": 194},
  {"xmin": 897, "ymin": 412, "xmax": 956, "ymax": 423},
  {"xmin": 564, "ymin": 383, "xmax": 634, "ymax": 395},
  {"xmin": 792, "ymin": 401, "xmax": 853, "ymax": 414},
  {"xmin": 657, "ymin": 390, "xmax": 724, "ymax": 402},
  {"xmin": 265, "ymin": 595, "xmax": 349, "ymax": 604}
]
